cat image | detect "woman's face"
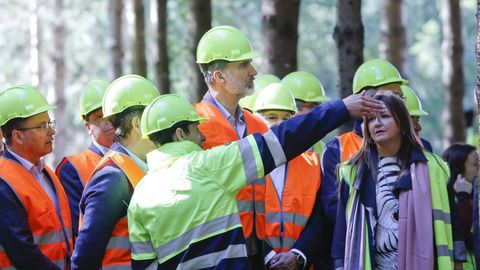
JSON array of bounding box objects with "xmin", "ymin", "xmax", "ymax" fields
[
  {"xmin": 464, "ymin": 150, "xmax": 479, "ymax": 182},
  {"xmin": 367, "ymin": 109, "xmax": 402, "ymax": 146}
]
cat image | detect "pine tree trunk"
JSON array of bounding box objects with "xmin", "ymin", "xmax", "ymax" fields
[
  {"xmin": 155, "ymin": 0, "xmax": 170, "ymax": 94},
  {"xmin": 108, "ymin": 0, "xmax": 124, "ymax": 81},
  {"xmin": 380, "ymin": 0, "xmax": 407, "ymax": 77},
  {"xmin": 30, "ymin": 0, "xmax": 43, "ymax": 88},
  {"xmin": 53, "ymin": 0, "xmax": 66, "ymax": 165},
  {"xmin": 133, "ymin": 0, "xmax": 147, "ymax": 76},
  {"xmin": 187, "ymin": 0, "xmax": 211, "ymax": 102},
  {"xmin": 333, "ymin": 0, "xmax": 364, "ymax": 134},
  {"xmin": 440, "ymin": 0, "xmax": 465, "ymax": 147},
  {"xmin": 475, "ymin": 0, "xmax": 480, "ymax": 219},
  {"xmin": 260, "ymin": 0, "xmax": 300, "ymax": 77}
]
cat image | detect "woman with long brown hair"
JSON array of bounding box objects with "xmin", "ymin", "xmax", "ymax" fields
[{"xmin": 332, "ymin": 95, "xmax": 454, "ymax": 270}]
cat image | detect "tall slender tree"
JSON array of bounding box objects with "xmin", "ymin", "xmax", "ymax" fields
[
  {"xmin": 260, "ymin": 0, "xmax": 300, "ymax": 77},
  {"xmin": 30, "ymin": 0, "xmax": 43, "ymax": 88},
  {"xmin": 187, "ymin": 0, "xmax": 211, "ymax": 101},
  {"xmin": 52, "ymin": 0, "xmax": 66, "ymax": 164},
  {"xmin": 380, "ymin": 0, "xmax": 407, "ymax": 77},
  {"xmin": 476, "ymin": 0, "xmax": 480, "ymax": 240},
  {"xmin": 108, "ymin": 0, "xmax": 124, "ymax": 81},
  {"xmin": 155, "ymin": 0, "xmax": 169, "ymax": 94},
  {"xmin": 334, "ymin": 0, "xmax": 364, "ymax": 134},
  {"xmin": 133, "ymin": 0, "xmax": 147, "ymax": 76},
  {"xmin": 440, "ymin": 0, "xmax": 465, "ymax": 146}
]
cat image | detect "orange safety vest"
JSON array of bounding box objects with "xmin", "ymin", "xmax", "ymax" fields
[
  {"xmin": 264, "ymin": 152, "xmax": 321, "ymax": 252},
  {"xmin": 0, "ymin": 158, "xmax": 73, "ymax": 270},
  {"xmin": 195, "ymin": 102, "xmax": 268, "ymax": 240},
  {"xmin": 80, "ymin": 150, "xmax": 144, "ymax": 269},
  {"xmin": 337, "ymin": 131, "xmax": 363, "ymax": 163},
  {"xmin": 56, "ymin": 149, "xmax": 102, "ymax": 187}
]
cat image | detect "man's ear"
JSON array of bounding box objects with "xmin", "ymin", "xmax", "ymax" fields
[
  {"xmin": 173, "ymin": 127, "xmax": 185, "ymax": 142},
  {"xmin": 84, "ymin": 121, "xmax": 93, "ymax": 135},
  {"xmin": 12, "ymin": 130, "xmax": 24, "ymax": 145},
  {"xmin": 131, "ymin": 116, "xmax": 142, "ymax": 135},
  {"xmin": 212, "ymin": 70, "xmax": 225, "ymax": 82}
]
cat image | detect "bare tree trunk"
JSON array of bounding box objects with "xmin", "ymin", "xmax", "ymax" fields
[
  {"xmin": 108, "ymin": 0, "xmax": 124, "ymax": 81},
  {"xmin": 440, "ymin": 0, "xmax": 465, "ymax": 147},
  {"xmin": 380, "ymin": 0, "xmax": 407, "ymax": 78},
  {"xmin": 155, "ymin": 0, "xmax": 170, "ymax": 94},
  {"xmin": 260, "ymin": 0, "xmax": 300, "ymax": 77},
  {"xmin": 30, "ymin": 0, "xmax": 43, "ymax": 88},
  {"xmin": 187, "ymin": 0, "xmax": 211, "ymax": 102},
  {"xmin": 133, "ymin": 0, "xmax": 147, "ymax": 76},
  {"xmin": 52, "ymin": 0, "xmax": 66, "ymax": 165},
  {"xmin": 334, "ymin": 0, "xmax": 364, "ymax": 134}
]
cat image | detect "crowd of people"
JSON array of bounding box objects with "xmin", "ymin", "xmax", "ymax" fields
[{"xmin": 0, "ymin": 25, "xmax": 477, "ymax": 270}]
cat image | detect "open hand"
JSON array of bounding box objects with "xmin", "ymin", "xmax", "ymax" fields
[{"xmin": 342, "ymin": 91, "xmax": 385, "ymax": 118}]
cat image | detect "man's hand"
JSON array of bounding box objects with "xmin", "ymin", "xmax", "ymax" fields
[
  {"xmin": 268, "ymin": 251, "xmax": 301, "ymax": 270},
  {"xmin": 342, "ymin": 91, "xmax": 385, "ymax": 118}
]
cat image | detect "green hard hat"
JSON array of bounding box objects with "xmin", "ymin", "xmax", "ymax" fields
[
  {"xmin": 141, "ymin": 94, "xmax": 206, "ymax": 138},
  {"xmin": 196, "ymin": 25, "xmax": 258, "ymax": 64},
  {"xmin": 80, "ymin": 79, "xmax": 109, "ymax": 118},
  {"xmin": 352, "ymin": 59, "xmax": 407, "ymax": 94},
  {"xmin": 281, "ymin": 71, "xmax": 329, "ymax": 103},
  {"xmin": 401, "ymin": 85, "xmax": 428, "ymax": 116},
  {"xmin": 103, "ymin": 75, "xmax": 160, "ymax": 118},
  {"xmin": 254, "ymin": 83, "xmax": 297, "ymax": 113},
  {"xmin": 239, "ymin": 74, "xmax": 280, "ymax": 112},
  {"xmin": 0, "ymin": 85, "xmax": 56, "ymax": 126}
]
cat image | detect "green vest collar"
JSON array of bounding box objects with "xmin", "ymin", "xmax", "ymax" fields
[{"xmin": 146, "ymin": 140, "xmax": 202, "ymax": 171}]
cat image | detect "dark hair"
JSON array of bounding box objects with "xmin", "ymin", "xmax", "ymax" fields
[
  {"xmin": 148, "ymin": 120, "xmax": 193, "ymax": 146},
  {"xmin": 349, "ymin": 95, "xmax": 422, "ymax": 177},
  {"xmin": 198, "ymin": 60, "xmax": 229, "ymax": 85},
  {"xmin": 108, "ymin": 105, "xmax": 145, "ymax": 143},
  {"xmin": 1, "ymin": 118, "xmax": 26, "ymax": 145},
  {"xmin": 442, "ymin": 143, "xmax": 477, "ymax": 180}
]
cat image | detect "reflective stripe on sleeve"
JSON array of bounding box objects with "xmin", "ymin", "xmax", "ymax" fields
[{"xmin": 262, "ymin": 130, "xmax": 287, "ymax": 167}]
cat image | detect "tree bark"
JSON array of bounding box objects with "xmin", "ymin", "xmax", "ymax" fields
[
  {"xmin": 155, "ymin": 0, "xmax": 170, "ymax": 94},
  {"xmin": 440, "ymin": 0, "xmax": 465, "ymax": 147},
  {"xmin": 334, "ymin": 0, "xmax": 364, "ymax": 134},
  {"xmin": 380, "ymin": 0, "xmax": 407, "ymax": 78},
  {"xmin": 29, "ymin": 0, "xmax": 43, "ymax": 88},
  {"xmin": 107, "ymin": 0, "xmax": 124, "ymax": 81},
  {"xmin": 260, "ymin": 0, "xmax": 300, "ymax": 77},
  {"xmin": 187, "ymin": 0, "xmax": 211, "ymax": 102},
  {"xmin": 133, "ymin": 0, "xmax": 147, "ymax": 76},
  {"xmin": 52, "ymin": 0, "xmax": 66, "ymax": 165},
  {"xmin": 475, "ymin": 0, "xmax": 480, "ymax": 218}
]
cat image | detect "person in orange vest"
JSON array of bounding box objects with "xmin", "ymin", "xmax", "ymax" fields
[
  {"xmin": 56, "ymin": 80, "xmax": 114, "ymax": 238},
  {"xmin": 0, "ymin": 85, "xmax": 73, "ymax": 269},
  {"xmin": 254, "ymin": 83, "xmax": 326, "ymax": 269},
  {"xmin": 71, "ymin": 75, "xmax": 160, "ymax": 270},
  {"xmin": 194, "ymin": 25, "xmax": 268, "ymax": 269}
]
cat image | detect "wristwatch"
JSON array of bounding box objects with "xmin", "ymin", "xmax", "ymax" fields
[{"xmin": 292, "ymin": 251, "xmax": 305, "ymax": 267}]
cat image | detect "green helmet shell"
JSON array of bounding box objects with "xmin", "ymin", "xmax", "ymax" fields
[
  {"xmin": 401, "ymin": 85, "xmax": 428, "ymax": 116},
  {"xmin": 239, "ymin": 74, "xmax": 280, "ymax": 112},
  {"xmin": 0, "ymin": 85, "xmax": 56, "ymax": 126},
  {"xmin": 352, "ymin": 59, "xmax": 407, "ymax": 94},
  {"xmin": 281, "ymin": 71, "xmax": 329, "ymax": 103},
  {"xmin": 141, "ymin": 94, "xmax": 206, "ymax": 138},
  {"xmin": 196, "ymin": 25, "xmax": 258, "ymax": 64},
  {"xmin": 103, "ymin": 75, "xmax": 160, "ymax": 118},
  {"xmin": 254, "ymin": 83, "xmax": 297, "ymax": 114},
  {"xmin": 80, "ymin": 79, "xmax": 109, "ymax": 118}
]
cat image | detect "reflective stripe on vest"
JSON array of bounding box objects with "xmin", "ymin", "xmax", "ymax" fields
[
  {"xmin": 63, "ymin": 149, "xmax": 102, "ymax": 187},
  {"xmin": 130, "ymin": 213, "xmax": 242, "ymax": 263},
  {"xmin": 176, "ymin": 244, "xmax": 247, "ymax": 269},
  {"xmin": 338, "ymin": 131, "xmax": 363, "ymax": 162},
  {"xmin": 81, "ymin": 150, "xmax": 144, "ymax": 268},
  {"xmin": 340, "ymin": 151, "xmax": 454, "ymax": 269},
  {"xmin": 264, "ymin": 153, "xmax": 321, "ymax": 252},
  {"xmin": 0, "ymin": 158, "xmax": 72, "ymax": 269},
  {"xmin": 195, "ymin": 102, "xmax": 268, "ymax": 239}
]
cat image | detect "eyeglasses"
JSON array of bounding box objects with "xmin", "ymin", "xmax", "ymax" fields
[{"xmin": 17, "ymin": 120, "xmax": 56, "ymax": 132}]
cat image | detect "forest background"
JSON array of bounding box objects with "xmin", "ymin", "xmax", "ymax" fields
[{"xmin": 0, "ymin": 0, "xmax": 476, "ymax": 166}]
